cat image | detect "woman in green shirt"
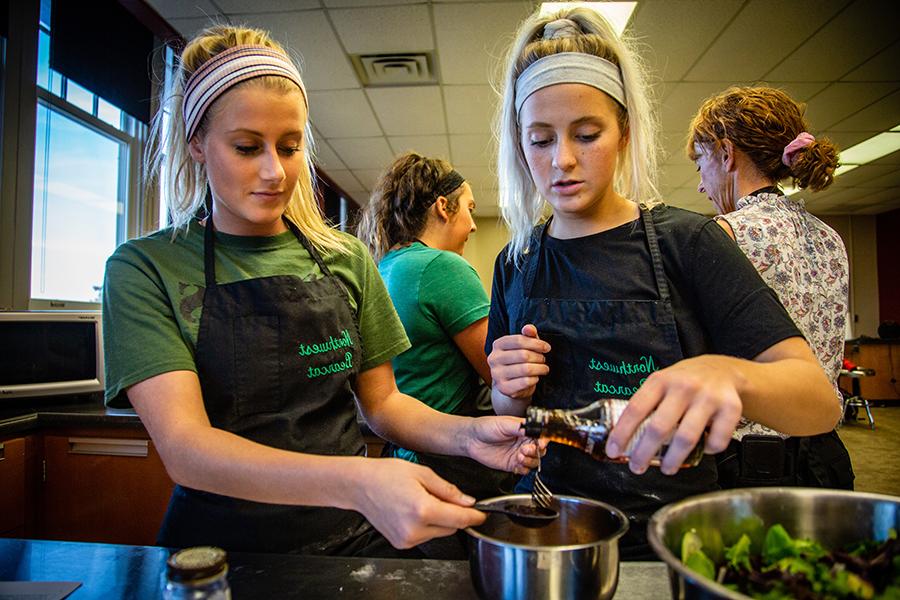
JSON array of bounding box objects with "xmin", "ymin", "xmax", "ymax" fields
[{"xmin": 357, "ymin": 153, "xmax": 515, "ymax": 504}]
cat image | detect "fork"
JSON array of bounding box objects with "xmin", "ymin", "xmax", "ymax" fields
[{"xmin": 531, "ymin": 440, "xmax": 554, "ymax": 510}]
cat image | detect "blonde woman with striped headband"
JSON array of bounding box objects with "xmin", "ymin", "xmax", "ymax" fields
[
  {"xmin": 102, "ymin": 24, "xmax": 541, "ymax": 557},
  {"xmin": 487, "ymin": 7, "xmax": 840, "ymax": 559}
]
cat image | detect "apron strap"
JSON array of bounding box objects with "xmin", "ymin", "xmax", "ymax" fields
[
  {"xmin": 283, "ymin": 218, "xmax": 334, "ymax": 277},
  {"xmin": 522, "ymin": 221, "xmax": 550, "ymax": 298},
  {"xmin": 640, "ymin": 206, "xmax": 671, "ymax": 303},
  {"xmin": 202, "ymin": 191, "xmax": 217, "ymax": 289}
]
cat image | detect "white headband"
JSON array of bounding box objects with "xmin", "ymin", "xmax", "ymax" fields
[
  {"xmin": 182, "ymin": 45, "xmax": 307, "ymax": 141},
  {"xmin": 514, "ymin": 52, "xmax": 626, "ymax": 116}
]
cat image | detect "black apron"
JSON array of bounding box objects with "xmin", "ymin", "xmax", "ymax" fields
[
  {"xmin": 511, "ymin": 208, "xmax": 717, "ymax": 560},
  {"xmin": 157, "ymin": 216, "xmax": 392, "ymax": 556}
]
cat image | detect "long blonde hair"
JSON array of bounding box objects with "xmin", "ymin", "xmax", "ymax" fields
[
  {"xmin": 495, "ymin": 7, "xmax": 660, "ymax": 262},
  {"xmin": 145, "ymin": 24, "xmax": 347, "ymax": 253}
]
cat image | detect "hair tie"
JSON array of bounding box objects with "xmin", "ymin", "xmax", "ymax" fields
[
  {"xmin": 433, "ymin": 170, "xmax": 465, "ymax": 201},
  {"xmin": 543, "ymin": 18, "xmax": 581, "ymax": 40},
  {"xmin": 782, "ymin": 132, "xmax": 815, "ymax": 167},
  {"xmin": 183, "ymin": 45, "xmax": 307, "ymax": 141}
]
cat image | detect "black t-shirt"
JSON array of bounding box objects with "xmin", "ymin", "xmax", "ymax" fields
[{"xmin": 486, "ymin": 205, "xmax": 801, "ymax": 360}]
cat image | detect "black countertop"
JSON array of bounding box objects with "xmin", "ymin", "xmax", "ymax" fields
[
  {"xmin": 0, "ymin": 396, "xmax": 385, "ymax": 439},
  {"xmin": 0, "ymin": 538, "xmax": 671, "ymax": 599},
  {"xmin": 0, "ymin": 396, "xmax": 142, "ymax": 438}
]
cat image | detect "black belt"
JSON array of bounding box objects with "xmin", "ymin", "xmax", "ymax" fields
[{"xmin": 717, "ymin": 435, "xmax": 799, "ymax": 488}]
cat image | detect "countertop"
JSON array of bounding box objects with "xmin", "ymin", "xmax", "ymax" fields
[
  {"xmin": 0, "ymin": 396, "xmax": 141, "ymax": 437},
  {"xmin": 0, "ymin": 538, "xmax": 672, "ymax": 599}
]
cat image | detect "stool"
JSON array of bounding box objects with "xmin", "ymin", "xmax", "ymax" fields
[{"xmin": 839, "ymin": 368, "xmax": 875, "ymax": 430}]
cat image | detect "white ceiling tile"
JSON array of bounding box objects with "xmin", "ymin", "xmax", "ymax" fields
[
  {"xmin": 324, "ymin": 0, "xmax": 420, "ymax": 7},
  {"xmin": 870, "ymin": 149, "xmax": 900, "ymax": 167},
  {"xmin": 218, "ymin": 0, "xmax": 320, "ymax": 13},
  {"xmin": 864, "ymin": 169, "xmax": 900, "ymax": 189},
  {"xmin": 458, "ymin": 166, "xmax": 498, "ymax": 199},
  {"xmin": 687, "ymin": 0, "xmax": 843, "ymax": 82},
  {"xmin": 308, "ymin": 90, "xmax": 382, "ymax": 137},
  {"xmin": 763, "ymin": 82, "xmax": 831, "ymax": 104},
  {"xmin": 450, "ymin": 134, "xmax": 494, "ymax": 167},
  {"xmin": 443, "ymin": 85, "xmax": 497, "ymax": 135},
  {"xmin": 330, "ymin": 137, "xmax": 394, "ymax": 169},
  {"xmin": 388, "ymin": 135, "xmax": 451, "ymax": 159},
  {"xmin": 366, "ymin": 86, "xmax": 446, "ymax": 135},
  {"xmin": 845, "ymin": 187, "xmax": 900, "ymax": 206},
  {"xmin": 828, "ymin": 89, "xmax": 900, "ymax": 133},
  {"xmin": 324, "ymin": 169, "xmax": 366, "ymax": 194},
  {"xmin": 351, "ymin": 168, "xmax": 384, "ymax": 190},
  {"xmin": 853, "ymin": 198, "xmax": 900, "ymax": 215},
  {"xmin": 805, "ymin": 82, "xmax": 900, "ymax": 131},
  {"xmin": 246, "ymin": 11, "xmax": 360, "ymax": 91},
  {"xmin": 312, "ymin": 139, "xmax": 347, "ymax": 171},
  {"xmin": 330, "ymin": 5, "xmax": 433, "ymax": 55},
  {"xmin": 145, "ymin": 0, "xmax": 220, "ymax": 20},
  {"xmin": 765, "ymin": 2, "xmax": 900, "ymax": 81},
  {"xmin": 434, "ymin": 2, "xmax": 534, "ymax": 85},
  {"xmin": 630, "ymin": 0, "xmax": 742, "ymax": 82},
  {"xmin": 804, "ymin": 187, "xmax": 863, "ymax": 208},
  {"xmin": 167, "ymin": 16, "xmax": 228, "ymax": 38},
  {"xmin": 658, "ymin": 82, "xmax": 730, "ymax": 157},
  {"xmin": 817, "ymin": 131, "xmax": 877, "ymax": 160},
  {"xmin": 830, "ymin": 164, "xmax": 897, "ymax": 189},
  {"xmin": 842, "ymin": 39, "xmax": 900, "ymax": 82}
]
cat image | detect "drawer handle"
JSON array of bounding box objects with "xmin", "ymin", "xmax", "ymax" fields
[
  {"xmin": 0, "ymin": 442, "xmax": 4, "ymax": 461},
  {"xmin": 68, "ymin": 437, "xmax": 149, "ymax": 457}
]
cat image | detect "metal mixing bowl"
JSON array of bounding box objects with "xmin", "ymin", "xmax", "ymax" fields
[
  {"xmin": 465, "ymin": 494, "xmax": 628, "ymax": 600},
  {"xmin": 647, "ymin": 487, "xmax": 900, "ymax": 599}
]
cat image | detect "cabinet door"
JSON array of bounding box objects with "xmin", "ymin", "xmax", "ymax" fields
[
  {"xmin": 0, "ymin": 437, "xmax": 27, "ymax": 535},
  {"xmin": 40, "ymin": 434, "xmax": 174, "ymax": 545}
]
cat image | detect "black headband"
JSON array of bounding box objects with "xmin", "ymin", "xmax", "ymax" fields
[{"xmin": 433, "ymin": 170, "xmax": 466, "ymax": 201}]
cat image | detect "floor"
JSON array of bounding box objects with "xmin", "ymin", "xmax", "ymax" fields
[{"xmin": 838, "ymin": 405, "xmax": 900, "ymax": 497}]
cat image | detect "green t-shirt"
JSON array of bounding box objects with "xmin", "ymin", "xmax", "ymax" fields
[
  {"xmin": 103, "ymin": 220, "xmax": 410, "ymax": 407},
  {"xmin": 378, "ymin": 243, "xmax": 490, "ymax": 461}
]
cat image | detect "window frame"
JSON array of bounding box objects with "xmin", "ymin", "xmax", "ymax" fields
[{"xmin": 0, "ymin": 0, "xmax": 152, "ymax": 311}]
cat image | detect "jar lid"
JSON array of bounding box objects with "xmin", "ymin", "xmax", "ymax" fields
[{"xmin": 166, "ymin": 546, "xmax": 228, "ymax": 583}]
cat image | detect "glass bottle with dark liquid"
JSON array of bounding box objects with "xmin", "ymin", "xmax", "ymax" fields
[{"xmin": 523, "ymin": 398, "xmax": 705, "ymax": 468}]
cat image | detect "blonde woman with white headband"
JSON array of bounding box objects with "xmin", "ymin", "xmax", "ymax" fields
[
  {"xmin": 102, "ymin": 25, "xmax": 541, "ymax": 557},
  {"xmin": 486, "ymin": 7, "xmax": 840, "ymax": 559}
]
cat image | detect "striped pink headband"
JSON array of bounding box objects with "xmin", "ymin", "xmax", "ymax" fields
[{"xmin": 182, "ymin": 45, "xmax": 307, "ymax": 141}]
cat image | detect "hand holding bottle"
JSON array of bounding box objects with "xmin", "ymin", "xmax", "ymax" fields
[
  {"xmin": 488, "ymin": 324, "xmax": 552, "ymax": 415},
  {"xmin": 604, "ymin": 355, "xmax": 743, "ymax": 475}
]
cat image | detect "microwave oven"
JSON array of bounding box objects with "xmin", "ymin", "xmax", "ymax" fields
[{"xmin": 0, "ymin": 310, "xmax": 104, "ymax": 400}]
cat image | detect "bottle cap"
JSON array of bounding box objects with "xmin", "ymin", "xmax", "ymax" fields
[{"xmin": 166, "ymin": 546, "xmax": 228, "ymax": 583}]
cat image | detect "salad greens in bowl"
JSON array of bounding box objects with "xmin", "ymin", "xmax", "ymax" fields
[{"xmin": 647, "ymin": 488, "xmax": 900, "ymax": 599}]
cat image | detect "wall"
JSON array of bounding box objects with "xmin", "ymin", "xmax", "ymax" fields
[
  {"xmin": 876, "ymin": 207, "xmax": 900, "ymax": 324},
  {"xmin": 462, "ymin": 216, "xmax": 511, "ymax": 295},
  {"xmin": 819, "ymin": 214, "xmax": 880, "ymax": 338}
]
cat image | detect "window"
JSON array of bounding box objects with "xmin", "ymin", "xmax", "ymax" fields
[{"xmin": 29, "ymin": 0, "xmax": 144, "ymax": 308}]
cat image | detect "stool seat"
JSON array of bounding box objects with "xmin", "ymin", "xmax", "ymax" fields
[{"xmin": 839, "ymin": 368, "xmax": 875, "ymax": 430}]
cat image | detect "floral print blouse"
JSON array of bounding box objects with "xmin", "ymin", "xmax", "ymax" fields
[{"xmin": 720, "ymin": 192, "xmax": 849, "ymax": 440}]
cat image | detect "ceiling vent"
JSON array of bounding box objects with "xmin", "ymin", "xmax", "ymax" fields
[{"xmin": 351, "ymin": 52, "xmax": 437, "ymax": 87}]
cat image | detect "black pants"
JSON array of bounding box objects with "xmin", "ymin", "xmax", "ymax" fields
[{"xmin": 717, "ymin": 431, "xmax": 854, "ymax": 490}]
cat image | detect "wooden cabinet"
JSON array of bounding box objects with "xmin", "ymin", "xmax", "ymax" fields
[
  {"xmin": 0, "ymin": 436, "xmax": 35, "ymax": 537},
  {"xmin": 843, "ymin": 341, "xmax": 900, "ymax": 401},
  {"xmin": 38, "ymin": 427, "xmax": 174, "ymax": 546}
]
